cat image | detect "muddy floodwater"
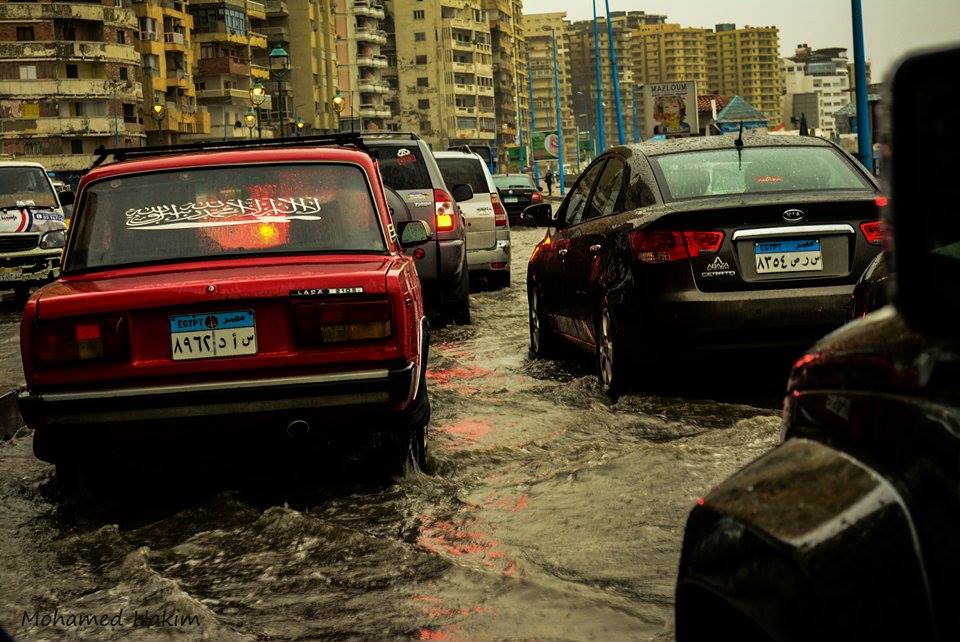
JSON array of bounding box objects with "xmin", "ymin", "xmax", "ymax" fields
[{"xmin": 0, "ymin": 228, "xmax": 785, "ymax": 641}]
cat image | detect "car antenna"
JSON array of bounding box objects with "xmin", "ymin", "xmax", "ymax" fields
[{"xmin": 734, "ymin": 121, "xmax": 745, "ymax": 170}]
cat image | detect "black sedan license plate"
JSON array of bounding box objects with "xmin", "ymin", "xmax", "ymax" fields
[{"xmin": 754, "ymin": 239, "xmax": 823, "ymax": 274}]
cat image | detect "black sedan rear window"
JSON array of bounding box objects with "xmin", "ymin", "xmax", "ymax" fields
[
  {"xmin": 650, "ymin": 146, "xmax": 872, "ymax": 201},
  {"xmin": 66, "ymin": 164, "xmax": 386, "ymax": 272},
  {"xmin": 494, "ymin": 174, "xmax": 536, "ymax": 190}
]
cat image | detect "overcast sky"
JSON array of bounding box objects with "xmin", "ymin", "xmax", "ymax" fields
[{"xmin": 523, "ymin": 0, "xmax": 960, "ymax": 80}]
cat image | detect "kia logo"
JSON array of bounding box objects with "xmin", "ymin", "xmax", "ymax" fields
[{"xmin": 783, "ymin": 208, "xmax": 805, "ymax": 223}]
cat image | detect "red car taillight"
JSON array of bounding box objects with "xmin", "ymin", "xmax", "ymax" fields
[
  {"xmin": 294, "ymin": 299, "xmax": 392, "ymax": 346},
  {"xmin": 435, "ymin": 188, "xmax": 456, "ymax": 232},
  {"xmin": 860, "ymin": 220, "xmax": 884, "ymax": 246},
  {"xmin": 629, "ymin": 230, "xmax": 725, "ymax": 263},
  {"xmin": 32, "ymin": 317, "xmax": 129, "ymax": 365},
  {"xmin": 531, "ymin": 191, "xmax": 544, "ymax": 203},
  {"xmin": 491, "ymin": 193, "xmax": 508, "ymax": 227}
]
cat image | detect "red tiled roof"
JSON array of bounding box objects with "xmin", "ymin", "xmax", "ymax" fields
[{"xmin": 698, "ymin": 95, "xmax": 731, "ymax": 113}]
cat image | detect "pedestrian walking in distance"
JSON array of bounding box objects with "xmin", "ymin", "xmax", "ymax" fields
[{"xmin": 545, "ymin": 168, "xmax": 555, "ymax": 196}]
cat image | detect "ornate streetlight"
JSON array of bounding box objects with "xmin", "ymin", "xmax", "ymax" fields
[
  {"xmin": 268, "ymin": 45, "xmax": 290, "ymax": 135},
  {"xmin": 295, "ymin": 117, "xmax": 305, "ymax": 136},
  {"xmin": 243, "ymin": 108, "xmax": 257, "ymax": 139},
  {"xmin": 150, "ymin": 101, "xmax": 166, "ymax": 145},
  {"xmin": 332, "ymin": 91, "xmax": 346, "ymax": 132},
  {"xmin": 249, "ymin": 81, "xmax": 266, "ymax": 139}
]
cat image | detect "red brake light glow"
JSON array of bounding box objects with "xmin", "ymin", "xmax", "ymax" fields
[
  {"xmin": 491, "ymin": 193, "xmax": 508, "ymax": 227},
  {"xmin": 32, "ymin": 317, "xmax": 128, "ymax": 365},
  {"xmin": 875, "ymin": 195, "xmax": 889, "ymax": 208},
  {"xmin": 860, "ymin": 220, "xmax": 884, "ymax": 246},
  {"xmin": 434, "ymin": 188, "xmax": 456, "ymax": 232},
  {"xmin": 683, "ymin": 231, "xmax": 725, "ymax": 257},
  {"xmin": 630, "ymin": 230, "xmax": 725, "ymax": 263},
  {"xmin": 531, "ymin": 191, "xmax": 544, "ymax": 203}
]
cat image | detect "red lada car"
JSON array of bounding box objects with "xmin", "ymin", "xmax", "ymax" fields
[{"xmin": 17, "ymin": 137, "xmax": 433, "ymax": 481}]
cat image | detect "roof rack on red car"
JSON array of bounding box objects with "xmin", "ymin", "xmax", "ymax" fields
[
  {"xmin": 90, "ymin": 133, "xmax": 379, "ymax": 169},
  {"xmin": 357, "ymin": 132, "xmax": 423, "ymax": 141}
]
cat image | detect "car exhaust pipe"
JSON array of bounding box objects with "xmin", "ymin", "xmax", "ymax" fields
[{"xmin": 286, "ymin": 419, "xmax": 311, "ymax": 440}]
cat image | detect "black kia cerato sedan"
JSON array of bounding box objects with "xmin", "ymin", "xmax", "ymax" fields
[{"xmin": 526, "ymin": 134, "xmax": 884, "ymax": 395}]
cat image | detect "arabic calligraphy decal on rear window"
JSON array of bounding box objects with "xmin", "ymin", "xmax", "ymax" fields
[{"xmin": 125, "ymin": 197, "xmax": 323, "ymax": 230}]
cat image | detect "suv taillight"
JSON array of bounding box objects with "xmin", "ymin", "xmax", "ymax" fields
[
  {"xmin": 629, "ymin": 230, "xmax": 725, "ymax": 263},
  {"xmin": 434, "ymin": 188, "xmax": 456, "ymax": 232},
  {"xmin": 294, "ymin": 300, "xmax": 392, "ymax": 346},
  {"xmin": 32, "ymin": 317, "xmax": 129, "ymax": 365},
  {"xmin": 531, "ymin": 191, "xmax": 544, "ymax": 203},
  {"xmin": 491, "ymin": 193, "xmax": 508, "ymax": 227}
]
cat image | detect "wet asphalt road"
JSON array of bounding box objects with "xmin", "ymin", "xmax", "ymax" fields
[{"xmin": 0, "ymin": 228, "xmax": 786, "ymax": 641}]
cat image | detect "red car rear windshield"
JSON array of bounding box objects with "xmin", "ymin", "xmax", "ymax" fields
[{"xmin": 66, "ymin": 163, "xmax": 387, "ymax": 272}]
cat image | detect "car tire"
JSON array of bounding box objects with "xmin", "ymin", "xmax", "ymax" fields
[
  {"xmin": 491, "ymin": 270, "xmax": 511, "ymax": 290},
  {"xmin": 596, "ymin": 303, "xmax": 627, "ymax": 398},
  {"xmin": 12, "ymin": 285, "xmax": 30, "ymax": 305},
  {"xmin": 528, "ymin": 284, "xmax": 559, "ymax": 358},
  {"xmin": 447, "ymin": 271, "xmax": 471, "ymax": 325},
  {"xmin": 392, "ymin": 357, "xmax": 430, "ymax": 474}
]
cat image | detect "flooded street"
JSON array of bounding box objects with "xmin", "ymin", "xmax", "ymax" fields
[{"xmin": 0, "ymin": 228, "xmax": 784, "ymax": 641}]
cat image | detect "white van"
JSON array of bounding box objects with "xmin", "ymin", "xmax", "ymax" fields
[
  {"xmin": 433, "ymin": 150, "xmax": 511, "ymax": 288},
  {"xmin": 0, "ymin": 161, "xmax": 70, "ymax": 302}
]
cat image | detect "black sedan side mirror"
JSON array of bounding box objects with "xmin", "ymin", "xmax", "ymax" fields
[
  {"xmin": 888, "ymin": 45, "xmax": 960, "ymax": 339},
  {"xmin": 58, "ymin": 190, "xmax": 75, "ymax": 207},
  {"xmin": 451, "ymin": 183, "xmax": 474, "ymax": 203},
  {"xmin": 520, "ymin": 203, "xmax": 553, "ymax": 227},
  {"xmin": 397, "ymin": 220, "xmax": 432, "ymax": 248}
]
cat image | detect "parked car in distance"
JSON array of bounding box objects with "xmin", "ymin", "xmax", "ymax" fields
[
  {"xmin": 493, "ymin": 173, "xmax": 545, "ymax": 224},
  {"xmin": 675, "ymin": 45, "xmax": 960, "ymax": 642},
  {"xmin": 17, "ymin": 135, "xmax": 434, "ymax": 485},
  {"xmin": 435, "ymin": 150, "xmax": 511, "ymax": 289},
  {"xmin": 527, "ymin": 134, "xmax": 884, "ymax": 395},
  {"xmin": 363, "ymin": 133, "xmax": 472, "ymax": 324},
  {"xmin": 0, "ymin": 161, "xmax": 71, "ymax": 303}
]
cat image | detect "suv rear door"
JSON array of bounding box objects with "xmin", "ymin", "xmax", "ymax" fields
[{"xmin": 435, "ymin": 154, "xmax": 496, "ymax": 252}]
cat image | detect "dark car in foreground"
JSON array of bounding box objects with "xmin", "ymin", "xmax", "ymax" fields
[
  {"xmin": 364, "ymin": 133, "xmax": 473, "ymax": 324},
  {"xmin": 18, "ymin": 135, "xmax": 435, "ymax": 484},
  {"xmin": 676, "ymin": 46, "xmax": 960, "ymax": 641},
  {"xmin": 493, "ymin": 173, "xmax": 544, "ymax": 223},
  {"xmin": 850, "ymin": 252, "xmax": 889, "ymax": 318},
  {"xmin": 526, "ymin": 134, "xmax": 883, "ymax": 394}
]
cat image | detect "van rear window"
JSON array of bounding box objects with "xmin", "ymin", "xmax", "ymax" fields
[
  {"xmin": 374, "ymin": 146, "xmax": 432, "ymax": 191},
  {"xmin": 436, "ymin": 158, "xmax": 488, "ymax": 200}
]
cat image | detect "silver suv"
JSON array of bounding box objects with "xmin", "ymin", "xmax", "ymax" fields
[{"xmin": 364, "ymin": 134, "xmax": 471, "ymax": 324}]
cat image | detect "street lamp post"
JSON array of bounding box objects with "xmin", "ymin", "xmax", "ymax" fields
[
  {"xmin": 150, "ymin": 102, "xmax": 166, "ymax": 146},
  {"xmin": 243, "ymin": 108, "xmax": 257, "ymax": 139},
  {"xmin": 547, "ymin": 27, "xmax": 565, "ymax": 196},
  {"xmin": 249, "ymin": 81, "xmax": 266, "ymax": 139},
  {"xmin": 332, "ymin": 91, "xmax": 346, "ymax": 132},
  {"xmin": 604, "ymin": 0, "xmax": 626, "ymax": 145},
  {"xmin": 268, "ymin": 45, "xmax": 290, "ymax": 137},
  {"xmin": 591, "ymin": 0, "xmax": 606, "ymax": 153},
  {"xmin": 526, "ymin": 54, "xmax": 539, "ymax": 188},
  {"xmin": 851, "ymin": 0, "xmax": 873, "ymax": 171},
  {"xmin": 110, "ymin": 79, "xmax": 121, "ymax": 148}
]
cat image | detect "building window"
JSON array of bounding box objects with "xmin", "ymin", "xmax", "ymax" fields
[
  {"xmin": 224, "ymin": 8, "xmax": 247, "ymax": 35},
  {"xmin": 413, "ymin": 10, "xmax": 425, "ymax": 20},
  {"xmin": 65, "ymin": 64, "xmax": 79, "ymax": 79},
  {"xmin": 19, "ymin": 65, "xmax": 37, "ymax": 80},
  {"xmin": 418, "ymin": 99, "xmax": 430, "ymax": 109},
  {"xmin": 16, "ymin": 26, "xmax": 34, "ymax": 41},
  {"xmin": 123, "ymin": 103, "xmax": 136, "ymax": 123},
  {"xmin": 417, "ymin": 77, "xmax": 429, "ymax": 87},
  {"xmin": 25, "ymin": 141, "xmax": 42, "ymax": 155},
  {"xmin": 70, "ymin": 140, "xmax": 84, "ymax": 154},
  {"xmin": 414, "ymin": 32, "xmax": 426, "ymax": 42},
  {"xmin": 117, "ymin": 30, "xmax": 126, "ymax": 45},
  {"xmin": 119, "ymin": 66, "xmax": 128, "ymax": 81},
  {"xmin": 70, "ymin": 102, "xmax": 85, "ymax": 117},
  {"xmin": 415, "ymin": 54, "xmax": 427, "ymax": 65}
]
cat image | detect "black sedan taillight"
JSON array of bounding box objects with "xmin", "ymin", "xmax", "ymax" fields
[{"xmin": 629, "ymin": 230, "xmax": 725, "ymax": 263}]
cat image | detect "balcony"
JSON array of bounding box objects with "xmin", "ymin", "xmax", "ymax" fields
[
  {"xmin": 265, "ymin": 0, "xmax": 289, "ymax": 16},
  {"xmin": 353, "ymin": 0, "xmax": 386, "ymax": 20},
  {"xmin": 0, "ymin": 78, "xmax": 143, "ymax": 100},
  {"xmin": 4, "ymin": 116, "xmax": 115, "ymax": 137},
  {"xmin": 0, "ymin": 2, "xmax": 137, "ymax": 29},
  {"xmin": 262, "ymin": 25, "xmax": 289, "ymax": 42},
  {"xmin": 0, "ymin": 41, "xmax": 140, "ymax": 64},
  {"xmin": 477, "ymin": 85, "xmax": 495, "ymax": 96},
  {"xmin": 247, "ymin": 1, "xmax": 267, "ymax": 21},
  {"xmin": 196, "ymin": 87, "xmax": 255, "ymax": 101},
  {"xmin": 452, "ymin": 62, "xmax": 476, "ymax": 73},
  {"xmin": 163, "ymin": 32, "xmax": 187, "ymax": 47},
  {"xmin": 358, "ymin": 80, "xmax": 390, "ymax": 94},
  {"xmin": 359, "ymin": 104, "xmax": 379, "ymax": 118},
  {"xmin": 198, "ymin": 56, "xmax": 251, "ymax": 77},
  {"xmin": 248, "ymin": 32, "xmax": 268, "ymax": 49},
  {"xmin": 355, "ymin": 29, "xmax": 388, "ymax": 45},
  {"xmin": 357, "ymin": 54, "xmax": 388, "ymax": 69},
  {"xmin": 250, "ymin": 63, "xmax": 271, "ymax": 80}
]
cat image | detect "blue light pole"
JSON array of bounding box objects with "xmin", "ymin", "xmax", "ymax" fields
[
  {"xmin": 516, "ymin": 73, "xmax": 524, "ymax": 172},
  {"xmin": 604, "ymin": 0, "xmax": 626, "ymax": 145},
  {"xmin": 527, "ymin": 55, "xmax": 540, "ymax": 188},
  {"xmin": 851, "ymin": 0, "xmax": 873, "ymax": 172},
  {"xmin": 592, "ymin": 0, "xmax": 606, "ymax": 153},
  {"xmin": 632, "ymin": 84, "xmax": 640, "ymax": 143},
  {"xmin": 550, "ymin": 27, "xmax": 566, "ymax": 196}
]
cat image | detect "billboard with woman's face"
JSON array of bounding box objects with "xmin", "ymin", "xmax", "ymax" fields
[{"xmin": 645, "ymin": 81, "xmax": 699, "ymax": 137}]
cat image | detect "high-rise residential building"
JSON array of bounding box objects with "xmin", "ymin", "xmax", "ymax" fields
[
  {"xmin": 706, "ymin": 23, "xmax": 782, "ymax": 126},
  {"xmin": 336, "ymin": 0, "xmax": 391, "ymax": 132},
  {"xmin": 524, "ymin": 13, "xmax": 576, "ymax": 167},
  {"xmin": 0, "ymin": 0, "xmax": 144, "ymax": 178},
  {"xmin": 485, "ymin": 0, "xmax": 526, "ymax": 170},
  {"xmin": 385, "ymin": 0, "xmax": 496, "ymax": 150},
  {"xmin": 567, "ymin": 11, "xmax": 666, "ymax": 151},
  {"xmin": 262, "ymin": 0, "xmax": 338, "ymax": 135},
  {"xmin": 781, "ymin": 45, "xmax": 852, "ymax": 137},
  {"xmin": 190, "ymin": 0, "xmax": 269, "ymax": 139},
  {"xmin": 635, "ymin": 23, "xmax": 708, "ymax": 87},
  {"xmin": 134, "ymin": 0, "xmax": 210, "ymax": 145}
]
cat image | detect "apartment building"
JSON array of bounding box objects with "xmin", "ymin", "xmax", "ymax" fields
[
  {"xmin": 263, "ymin": 0, "xmax": 338, "ymax": 135},
  {"xmin": 336, "ymin": 0, "xmax": 391, "ymax": 131},
  {"xmin": 635, "ymin": 23, "xmax": 708, "ymax": 87},
  {"xmin": 567, "ymin": 11, "xmax": 665, "ymax": 150},
  {"xmin": 524, "ymin": 13, "xmax": 576, "ymax": 165},
  {"xmin": 134, "ymin": 0, "xmax": 210, "ymax": 144},
  {"xmin": 706, "ymin": 23, "xmax": 782, "ymax": 126},
  {"xmin": 385, "ymin": 0, "xmax": 496, "ymax": 150},
  {"xmin": 0, "ymin": 0, "xmax": 144, "ymax": 176},
  {"xmin": 781, "ymin": 45, "xmax": 852, "ymax": 137},
  {"xmin": 189, "ymin": 0, "xmax": 270, "ymax": 139},
  {"xmin": 485, "ymin": 0, "xmax": 525, "ymax": 170}
]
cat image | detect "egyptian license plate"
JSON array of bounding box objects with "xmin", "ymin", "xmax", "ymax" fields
[
  {"xmin": 0, "ymin": 267, "xmax": 23, "ymax": 280},
  {"xmin": 754, "ymin": 239, "xmax": 823, "ymax": 274},
  {"xmin": 503, "ymin": 196, "xmax": 519, "ymax": 203},
  {"xmin": 170, "ymin": 310, "xmax": 257, "ymax": 361}
]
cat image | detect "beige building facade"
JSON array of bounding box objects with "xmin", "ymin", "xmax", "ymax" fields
[
  {"xmin": 706, "ymin": 23, "xmax": 782, "ymax": 126},
  {"xmin": 336, "ymin": 0, "xmax": 391, "ymax": 131},
  {"xmin": 524, "ymin": 12, "xmax": 577, "ymax": 167}
]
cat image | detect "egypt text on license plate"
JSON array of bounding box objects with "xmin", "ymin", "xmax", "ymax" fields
[
  {"xmin": 170, "ymin": 310, "xmax": 257, "ymax": 361},
  {"xmin": 754, "ymin": 239, "xmax": 823, "ymax": 273}
]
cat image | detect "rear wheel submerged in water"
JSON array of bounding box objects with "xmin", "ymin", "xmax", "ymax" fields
[
  {"xmin": 528, "ymin": 285, "xmax": 559, "ymax": 358},
  {"xmin": 596, "ymin": 304, "xmax": 628, "ymax": 397}
]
